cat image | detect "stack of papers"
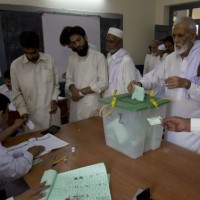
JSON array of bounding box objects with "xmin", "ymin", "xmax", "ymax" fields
[
  {"xmin": 41, "ymin": 163, "xmax": 112, "ymax": 200},
  {"xmin": 7, "ymin": 133, "xmax": 69, "ymax": 157}
]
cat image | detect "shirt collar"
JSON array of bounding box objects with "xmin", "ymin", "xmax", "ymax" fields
[
  {"xmin": 21, "ymin": 52, "xmax": 47, "ymax": 64},
  {"xmin": 108, "ymin": 48, "xmax": 121, "ymax": 60}
]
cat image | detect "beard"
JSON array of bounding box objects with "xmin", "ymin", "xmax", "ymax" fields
[
  {"xmin": 174, "ymin": 42, "xmax": 189, "ymax": 55},
  {"xmin": 106, "ymin": 46, "xmax": 118, "ymax": 55},
  {"xmin": 74, "ymin": 41, "xmax": 89, "ymax": 57}
]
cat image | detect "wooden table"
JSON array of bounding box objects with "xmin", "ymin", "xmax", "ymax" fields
[{"xmin": 4, "ymin": 117, "xmax": 200, "ymax": 200}]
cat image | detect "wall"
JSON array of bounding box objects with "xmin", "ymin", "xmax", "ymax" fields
[
  {"xmin": 0, "ymin": 0, "xmax": 157, "ymax": 65},
  {"xmin": 1, "ymin": 0, "xmax": 199, "ymax": 64}
]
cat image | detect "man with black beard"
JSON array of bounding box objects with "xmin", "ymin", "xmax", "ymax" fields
[{"xmin": 65, "ymin": 26, "xmax": 108, "ymax": 122}]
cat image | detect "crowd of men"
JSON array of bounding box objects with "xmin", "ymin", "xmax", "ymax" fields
[{"xmin": 0, "ymin": 16, "xmax": 200, "ymax": 199}]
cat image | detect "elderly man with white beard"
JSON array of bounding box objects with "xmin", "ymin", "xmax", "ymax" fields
[{"xmin": 127, "ymin": 16, "xmax": 200, "ymax": 154}]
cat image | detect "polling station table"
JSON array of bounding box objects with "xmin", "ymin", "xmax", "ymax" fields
[{"xmin": 4, "ymin": 117, "xmax": 200, "ymax": 200}]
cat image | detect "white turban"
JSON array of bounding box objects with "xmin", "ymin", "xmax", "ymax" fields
[
  {"xmin": 107, "ymin": 27, "xmax": 123, "ymax": 39},
  {"xmin": 158, "ymin": 44, "xmax": 166, "ymax": 51}
]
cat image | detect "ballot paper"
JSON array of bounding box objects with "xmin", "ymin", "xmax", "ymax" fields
[
  {"xmin": 147, "ymin": 116, "xmax": 162, "ymax": 126},
  {"xmin": 40, "ymin": 163, "xmax": 112, "ymax": 200},
  {"xmin": 26, "ymin": 120, "xmax": 35, "ymax": 130},
  {"xmin": 131, "ymin": 84, "xmax": 145, "ymax": 101},
  {"xmin": 7, "ymin": 133, "xmax": 69, "ymax": 157}
]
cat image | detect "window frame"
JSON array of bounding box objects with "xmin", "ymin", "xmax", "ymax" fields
[{"xmin": 169, "ymin": 2, "xmax": 200, "ymax": 25}]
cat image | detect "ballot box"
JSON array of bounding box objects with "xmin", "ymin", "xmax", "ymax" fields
[{"xmin": 99, "ymin": 93, "xmax": 169, "ymax": 159}]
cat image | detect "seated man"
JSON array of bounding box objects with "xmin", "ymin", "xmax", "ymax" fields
[{"xmin": 0, "ymin": 93, "xmax": 45, "ymax": 200}]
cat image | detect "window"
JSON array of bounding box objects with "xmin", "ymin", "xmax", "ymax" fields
[
  {"xmin": 192, "ymin": 8, "xmax": 200, "ymax": 19},
  {"xmin": 173, "ymin": 10, "xmax": 189, "ymax": 22},
  {"xmin": 170, "ymin": 2, "xmax": 200, "ymax": 24},
  {"xmin": 169, "ymin": 2, "xmax": 200, "ymax": 39}
]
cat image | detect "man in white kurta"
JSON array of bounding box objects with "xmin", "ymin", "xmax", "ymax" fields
[
  {"xmin": 142, "ymin": 37, "xmax": 175, "ymax": 98},
  {"xmin": 143, "ymin": 40, "xmax": 160, "ymax": 75},
  {"xmin": 103, "ymin": 27, "xmax": 141, "ymax": 97},
  {"xmin": 10, "ymin": 31, "xmax": 60, "ymax": 132},
  {"xmin": 128, "ymin": 17, "xmax": 200, "ymax": 154},
  {"xmin": 65, "ymin": 26, "xmax": 108, "ymax": 122},
  {"xmin": 143, "ymin": 53, "xmax": 159, "ymax": 75}
]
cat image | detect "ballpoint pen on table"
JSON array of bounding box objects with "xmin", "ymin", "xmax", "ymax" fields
[
  {"xmin": 51, "ymin": 156, "xmax": 67, "ymax": 167},
  {"xmin": 65, "ymin": 196, "xmax": 78, "ymax": 200}
]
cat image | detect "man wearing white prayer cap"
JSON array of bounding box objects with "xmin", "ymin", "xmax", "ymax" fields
[
  {"xmin": 107, "ymin": 27, "xmax": 123, "ymax": 39},
  {"xmin": 103, "ymin": 27, "xmax": 141, "ymax": 97}
]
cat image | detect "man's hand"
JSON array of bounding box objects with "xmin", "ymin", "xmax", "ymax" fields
[
  {"xmin": 21, "ymin": 113, "xmax": 29, "ymax": 124},
  {"xmin": 15, "ymin": 182, "xmax": 50, "ymax": 200},
  {"xmin": 162, "ymin": 116, "xmax": 190, "ymax": 132},
  {"xmin": 49, "ymin": 100, "xmax": 58, "ymax": 114},
  {"xmin": 127, "ymin": 80, "xmax": 142, "ymax": 93},
  {"xmin": 13, "ymin": 119, "xmax": 26, "ymax": 129},
  {"xmin": 69, "ymin": 84, "xmax": 83, "ymax": 102},
  {"xmin": 164, "ymin": 76, "xmax": 191, "ymax": 89},
  {"xmin": 27, "ymin": 145, "xmax": 45, "ymax": 157}
]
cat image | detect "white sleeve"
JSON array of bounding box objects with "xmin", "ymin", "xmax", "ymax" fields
[
  {"xmin": 10, "ymin": 62, "xmax": 28, "ymax": 116},
  {"xmin": 65, "ymin": 56, "xmax": 75, "ymax": 93},
  {"xmin": 51, "ymin": 57, "xmax": 60, "ymax": 101},
  {"xmin": 191, "ymin": 118, "xmax": 200, "ymax": 133},
  {"xmin": 122, "ymin": 58, "xmax": 139, "ymax": 92},
  {"xmin": 90, "ymin": 53, "xmax": 108, "ymax": 94},
  {"xmin": 0, "ymin": 145, "xmax": 33, "ymax": 184},
  {"xmin": 6, "ymin": 197, "xmax": 14, "ymax": 200},
  {"xmin": 141, "ymin": 61, "xmax": 165, "ymax": 90},
  {"xmin": 188, "ymin": 83, "xmax": 200, "ymax": 101},
  {"xmin": 143, "ymin": 54, "xmax": 149, "ymax": 75}
]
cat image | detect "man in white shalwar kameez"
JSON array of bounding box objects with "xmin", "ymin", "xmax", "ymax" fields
[
  {"xmin": 142, "ymin": 36, "xmax": 175, "ymax": 98},
  {"xmin": 65, "ymin": 26, "xmax": 108, "ymax": 122},
  {"xmin": 143, "ymin": 40, "xmax": 160, "ymax": 75},
  {"xmin": 11, "ymin": 31, "xmax": 61, "ymax": 132},
  {"xmin": 128, "ymin": 17, "xmax": 200, "ymax": 154},
  {"xmin": 103, "ymin": 27, "xmax": 141, "ymax": 97}
]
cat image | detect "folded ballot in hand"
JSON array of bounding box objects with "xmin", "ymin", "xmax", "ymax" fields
[
  {"xmin": 131, "ymin": 84, "xmax": 145, "ymax": 101},
  {"xmin": 40, "ymin": 163, "xmax": 112, "ymax": 200}
]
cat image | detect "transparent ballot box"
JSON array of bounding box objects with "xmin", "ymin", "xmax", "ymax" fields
[{"xmin": 99, "ymin": 93, "xmax": 169, "ymax": 159}]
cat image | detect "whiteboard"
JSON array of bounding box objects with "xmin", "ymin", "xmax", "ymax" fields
[{"xmin": 42, "ymin": 13, "xmax": 100, "ymax": 81}]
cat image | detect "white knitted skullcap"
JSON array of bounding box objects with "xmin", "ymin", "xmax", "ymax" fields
[
  {"xmin": 158, "ymin": 44, "xmax": 166, "ymax": 51},
  {"xmin": 107, "ymin": 27, "xmax": 123, "ymax": 39}
]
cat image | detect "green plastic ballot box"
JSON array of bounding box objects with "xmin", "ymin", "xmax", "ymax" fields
[{"xmin": 99, "ymin": 93, "xmax": 170, "ymax": 159}]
